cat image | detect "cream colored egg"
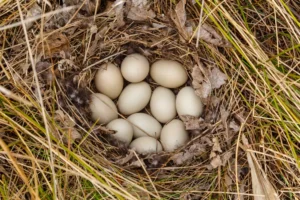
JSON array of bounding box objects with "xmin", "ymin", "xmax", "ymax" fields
[
  {"xmin": 150, "ymin": 87, "xmax": 176, "ymax": 123},
  {"xmin": 89, "ymin": 93, "xmax": 118, "ymax": 124},
  {"xmin": 150, "ymin": 59, "xmax": 188, "ymax": 88},
  {"xmin": 106, "ymin": 119, "xmax": 133, "ymax": 146},
  {"xmin": 127, "ymin": 113, "xmax": 162, "ymax": 139},
  {"xmin": 95, "ymin": 63, "xmax": 123, "ymax": 99},
  {"xmin": 160, "ymin": 119, "xmax": 189, "ymax": 152},
  {"xmin": 130, "ymin": 136, "xmax": 163, "ymax": 154},
  {"xmin": 176, "ymin": 86, "xmax": 204, "ymax": 119},
  {"xmin": 121, "ymin": 53, "xmax": 150, "ymax": 82},
  {"xmin": 117, "ymin": 82, "xmax": 151, "ymax": 115}
]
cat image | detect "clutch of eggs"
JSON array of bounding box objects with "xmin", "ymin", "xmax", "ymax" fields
[{"xmin": 89, "ymin": 53, "xmax": 204, "ymax": 154}]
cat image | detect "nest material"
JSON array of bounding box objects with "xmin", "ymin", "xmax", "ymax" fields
[{"xmin": 0, "ymin": 0, "xmax": 299, "ymax": 199}]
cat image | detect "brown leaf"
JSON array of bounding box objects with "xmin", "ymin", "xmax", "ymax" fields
[
  {"xmin": 225, "ymin": 173, "xmax": 233, "ymax": 187},
  {"xmin": 229, "ymin": 120, "xmax": 240, "ymax": 133},
  {"xmin": 192, "ymin": 64, "xmax": 227, "ymax": 102},
  {"xmin": 116, "ymin": 151, "xmax": 135, "ymax": 165},
  {"xmin": 210, "ymin": 155, "xmax": 222, "ymax": 168},
  {"xmin": 36, "ymin": 61, "xmax": 55, "ymax": 83},
  {"xmin": 26, "ymin": 3, "xmax": 42, "ymax": 30},
  {"xmin": 62, "ymin": 128, "xmax": 82, "ymax": 143},
  {"xmin": 127, "ymin": 159, "xmax": 146, "ymax": 168},
  {"xmin": 181, "ymin": 115, "xmax": 203, "ymax": 130},
  {"xmin": 221, "ymin": 151, "xmax": 233, "ymax": 166},
  {"xmin": 37, "ymin": 32, "xmax": 70, "ymax": 58},
  {"xmin": 242, "ymin": 134, "xmax": 280, "ymax": 200},
  {"xmin": 170, "ymin": 0, "xmax": 191, "ymax": 40},
  {"xmin": 171, "ymin": 143, "xmax": 206, "ymax": 165},
  {"xmin": 127, "ymin": 0, "xmax": 156, "ymax": 21},
  {"xmin": 212, "ymin": 137, "xmax": 222, "ymax": 153},
  {"xmin": 111, "ymin": 0, "xmax": 126, "ymax": 28},
  {"xmin": 210, "ymin": 67, "xmax": 227, "ymax": 89},
  {"xmin": 171, "ymin": 152, "xmax": 194, "ymax": 165},
  {"xmin": 195, "ymin": 23, "xmax": 231, "ymax": 47}
]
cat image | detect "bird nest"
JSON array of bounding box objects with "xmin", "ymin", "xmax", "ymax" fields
[{"xmin": 1, "ymin": 0, "xmax": 298, "ymax": 199}]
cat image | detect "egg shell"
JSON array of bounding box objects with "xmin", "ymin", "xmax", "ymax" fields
[
  {"xmin": 160, "ymin": 119, "xmax": 189, "ymax": 152},
  {"xmin": 95, "ymin": 63, "xmax": 124, "ymax": 99},
  {"xmin": 176, "ymin": 86, "xmax": 204, "ymax": 119},
  {"xmin": 106, "ymin": 119, "xmax": 133, "ymax": 146},
  {"xmin": 121, "ymin": 53, "xmax": 150, "ymax": 83},
  {"xmin": 150, "ymin": 59, "xmax": 188, "ymax": 88},
  {"xmin": 117, "ymin": 82, "xmax": 151, "ymax": 115},
  {"xmin": 130, "ymin": 136, "xmax": 163, "ymax": 154},
  {"xmin": 127, "ymin": 113, "xmax": 162, "ymax": 138},
  {"xmin": 150, "ymin": 87, "xmax": 176, "ymax": 123},
  {"xmin": 89, "ymin": 93, "xmax": 118, "ymax": 124}
]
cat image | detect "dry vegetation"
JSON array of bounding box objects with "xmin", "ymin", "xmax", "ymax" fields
[{"xmin": 0, "ymin": 0, "xmax": 299, "ymax": 199}]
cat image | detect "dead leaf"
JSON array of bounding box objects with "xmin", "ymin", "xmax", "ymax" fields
[
  {"xmin": 116, "ymin": 151, "xmax": 135, "ymax": 165},
  {"xmin": 210, "ymin": 155, "xmax": 222, "ymax": 168},
  {"xmin": 171, "ymin": 143, "xmax": 206, "ymax": 165},
  {"xmin": 242, "ymin": 134, "xmax": 280, "ymax": 200},
  {"xmin": 37, "ymin": 32, "xmax": 70, "ymax": 58},
  {"xmin": 63, "ymin": 128, "xmax": 82, "ymax": 143},
  {"xmin": 210, "ymin": 67, "xmax": 228, "ymax": 89},
  {"xmin": 170, "ymin": 0, "xmax": 191, "ymax": 40},
  {"xmin": 192, "ymin": 64, "xmax": 227, "ymax": 102},
  {"xmin": 225, "ymin": 173, "xmax": 233, "ymax": 187},
  {"xmin": 212, "ymin": 137, "xmax": 222, "ymax": 153},
  {"xmin": 36, "ymin": 61, "xmax": 55, "ymax": 83},
  {"xmin": 221, "ymin": 151, "xmax": 233, "ymax": 165},
  {"xmin": 127, "ymin": 159, "xmax": 146, "ymax": 168},
  {"xmin": 170, "ymin": 0, "xmax": 230, "ymax": 46},
  {"xmin": 229, "ymin": 120, "xmax": 240, "ymax": 133},
  {"xmin": 127, "ymin": 0, "xmax": 156, "ymax": 21},
  {"xmin": 194, "ymin": 23, "xmax": 231, "ymax": 47},
  {"xmin": 181, "ymin": 115, "xmax": 204, "ymax": 130},
  {"xmin": 26, "ymin": 3, "xmax": 42, "ymax": 30},
  {"xmin": 112, "ymin": 0, "xmax": 126, "ymax": 27},
  {"xmin": 171, "ymin": 152, "xmax": 194, "ymax": 165}
]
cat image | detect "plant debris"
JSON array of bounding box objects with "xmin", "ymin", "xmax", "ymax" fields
[
  {"xmin": 242, "ymin": 134, "xmax": 280, "ymax": 200},
  {"xmin": 171, "ymin": 143, "xmax": 206, "ymax": 165},
  {"xmin": 170, "ymin": 0, "xmax": 230, "ymax": 46},
  {"xmin": 192, "ymin": 63, "xmax": 227, "ymax": 102},
  {"xmin": 127, "ymin": 0, "xmax": 156, "ymax": 21},
  {"xmin": 37, "ymin": 32, "xmax": 70, "ymax": 58}
]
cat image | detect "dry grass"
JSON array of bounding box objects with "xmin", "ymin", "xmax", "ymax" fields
[{"xmin": 0, "ymin": 0, "xmax": 299, "ymax": 199}]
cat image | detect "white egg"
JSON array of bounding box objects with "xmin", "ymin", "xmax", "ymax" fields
[
  {"xmin": 117, "ymin": 82, "xmax": 151, "ymax": 115},
  {"xmin": 130, "ymin": 136, "xmax": 163, "ymax": 154},
  {"xmin": 176, "ymin": 86, "xmax": 204, "ymax": 119},
  {"xmin": 95, "ymin": 63, "xmax": 124, "ymax": 99},
  {"xmin": 121, "ymin": 53, "xmax": 150, "ymax": 83},
  {"xmin": 106, "ymin": 119, "xmax": 133, "ymax": 146},
  {"xmin": 150, "ymin": 59, "xmax": 188, "ymax": 88},
  {"xmin": 150, "ymin": 87, "xmax": 176, "ymax": 123},
  {"xmin": 160, "ymin": 119, "xmax": 189, "ymax": 152},
  {"xmin": 127, "ymin": 113, "xmax": 162, "ymax": 138},
  {"xmin": 89, "ymin": 93, "xmax": 118, "ymax": 124}
]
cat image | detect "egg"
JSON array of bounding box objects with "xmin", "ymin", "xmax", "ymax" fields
[
  {"xmin": 117, "ymin": 82, "xmax": 151, "ymax": 115},
  {"xmin": 150, "ymin": 87, "xmax": 176, "ymax": 123},
  {"xmin": 150, "ymin": 59, "xmax": 188, "ymax": 88},
  {"xmin": 160, "ymin": 119, "xmax": 189, "ymax": 152},
  {"xmin": 130, "ymin": 136, "xmax": 163, "ymax": 154},
  {"xmin": 176, "ymin": 86, "xmax": 204, "ymax": 119},
  {"xmin": 106, "ymin": 119, "xmax": 133, "ymax": 146},
  {"xmin": 121, "ymin": 53, "xmax": 150, "ymax": 82},
  {"xmin": 89, "ymin": 93, "xmax": 118, "ymax": 124},
  {"xmin": 95, "ymin": 62, "xmax": 124, "ymax": 99},
  {"xmin": 127, "ymin": 113, "xmax": 162, "ymax": 138}
]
